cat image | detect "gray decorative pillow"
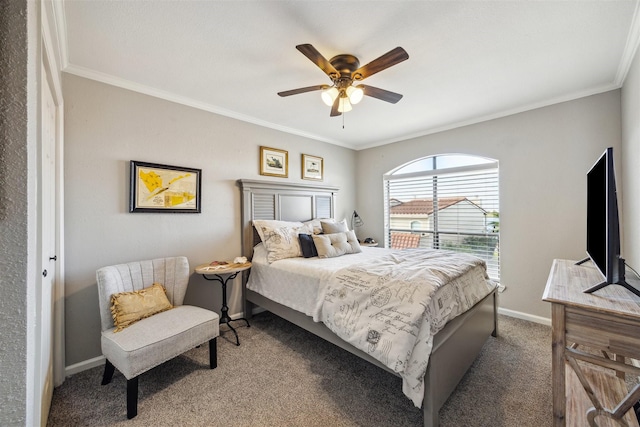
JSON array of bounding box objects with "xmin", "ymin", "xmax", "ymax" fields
[
  {"xmin": 312, "ymin": 230, "xmax": 362, "ymax": 258},
  {"xmin": 320, "ymin": 219, "xmax": 349, "ymax": 234}
]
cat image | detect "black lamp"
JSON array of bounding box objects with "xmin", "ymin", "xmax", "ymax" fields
[{"xmin": 351, "ymin": 210, "xmax": 364, "ymax": 231}]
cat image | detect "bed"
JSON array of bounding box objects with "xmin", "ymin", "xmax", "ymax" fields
[{"xmin": 237, "ymin": 179, "xmax": 498, "ymax": 427}]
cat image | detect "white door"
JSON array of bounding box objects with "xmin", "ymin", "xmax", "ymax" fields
[{"xmin": 37, "ymin": 63, "xmax": 57, "ymax": 427}]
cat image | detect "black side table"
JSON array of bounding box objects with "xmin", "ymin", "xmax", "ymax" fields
[{"xmin": 195, "ymin": 262, "xmax": 251, "ymax": 346}]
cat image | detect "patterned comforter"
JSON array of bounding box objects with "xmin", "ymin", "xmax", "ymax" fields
[{"xmin": 311, "ymin": 248, "xmax": 495, "ymax": 407}]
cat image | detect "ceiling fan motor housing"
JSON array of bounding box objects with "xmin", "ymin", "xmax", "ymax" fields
[{"xmin": 329, "ymin": 54, "xmax": 361, "ymax": 80}]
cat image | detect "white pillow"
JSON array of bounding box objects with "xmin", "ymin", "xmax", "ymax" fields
[
  {"xmin": 312, "ymin": 230, "xmax": 362, "ymax": 258},
  {"xmin": 260, "ymin": 223, "xmax": 313, "ymax": 263},
  {"xmin": 320, "ymin": 218, "xmax": 349, "ymax": 234},
  {"xmin": 302, "ymin": 219, "xmax": 324, "ymax": 235},
  {"xmin": 253, "ymin": 220, "xmax": 304, "ymax": 242}
]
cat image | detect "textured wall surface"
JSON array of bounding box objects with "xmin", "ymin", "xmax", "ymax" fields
[{"xmin": 0, "ymin": 1, "xmax": 29, "ymax": 425}]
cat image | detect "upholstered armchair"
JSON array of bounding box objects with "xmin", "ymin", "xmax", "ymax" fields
[{"xmin": 96, "ymin": 256, "xmax": 219, "ymax": 419}]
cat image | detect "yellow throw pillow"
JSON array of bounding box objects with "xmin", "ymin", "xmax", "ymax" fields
[{"xmin": 110, "ymin": 283, "xmax": 173, "ymax": 332}]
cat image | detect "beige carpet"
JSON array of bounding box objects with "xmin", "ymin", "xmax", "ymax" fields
[{"xmin": 47, "ymin": 313, "xmax": 552, "ymax": 427}]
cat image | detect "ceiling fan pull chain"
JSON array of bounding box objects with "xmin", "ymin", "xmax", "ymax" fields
[{"xmin": 342, "ymin": 112, "xmax": 345, "ymax": 129}]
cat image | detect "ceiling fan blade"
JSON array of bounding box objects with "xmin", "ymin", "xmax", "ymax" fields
[
  {"xmin": 330, "ymin": 95, "xmax": 341, "ymax": 117},
  {"xmin": 278, "ymin": 85, "xmax": 328, "ymax": 97},
  {"xmin": 360, "ymin": 85, "xmax": 403, "ymax": 103},
  {"xmin": 353, "ymin": 47, "xmax": 409, "ymax": 80},
  {"xmin": 296, "ymin": 44, "xmax": 340, "ymax": 78}
]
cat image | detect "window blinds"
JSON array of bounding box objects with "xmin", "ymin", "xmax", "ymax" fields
[{"xmin": 384, "ymin": 164, "xmax": 500, "ymax": 281}]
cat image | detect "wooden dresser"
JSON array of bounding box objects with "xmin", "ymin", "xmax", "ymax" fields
[{"xmin": 543, "ymin": 259, "xmax": 640, "ymax": 427}]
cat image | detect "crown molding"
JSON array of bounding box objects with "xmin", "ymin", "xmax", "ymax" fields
[
  {"xmin": 615, "ymin": 0, "xmax": 640, "ymax": 85},
  {"xmin": 357, "ymin": 82, "xmax": 621, "ymax": 151},
  {"xmin": 62, "ymin": 64, "xmax": 355, "ymax": 149},
  {"xmin": 62, "ymin": 62, "xmax": 622, "ymax": 152}
]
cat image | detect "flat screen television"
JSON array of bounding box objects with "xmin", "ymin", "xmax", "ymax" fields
[{"xmin": 576, "ymin": 147, "xmax": 640, "ymax": 297}]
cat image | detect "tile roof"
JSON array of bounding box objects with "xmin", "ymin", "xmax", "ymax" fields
[
  {"xmin": 389, "ymin": 197, "xmax": 483, "ymax": 215},
  {"xmin": 390, "ymin": 233, "xmax": 421, "ymax": 249}
]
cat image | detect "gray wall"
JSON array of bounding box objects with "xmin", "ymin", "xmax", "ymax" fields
[
  {"xmin": 62, "ymin": 74, "xmax": 356, "ymax": 365},
  {"xmin": 61, "ymin": 35, "xmax": 640, "ymax": 370},
  {"xmin": 355, "ymin": 91, "xmax": 623, "ymax": 320},
  {"xmin": 622, "ymin": 47, "xmax": 640, "ymax": 269}
]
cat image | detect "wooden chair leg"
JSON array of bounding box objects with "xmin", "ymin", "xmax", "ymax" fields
[
  {"xmin": 209, "ymin": 337, "xmax": 217, "ymax": 369},
  {"xmin": 101, "ymin": 359, "xmax": 115, "ymax": 385},
  {"xmin": 126, "ymin": 377, "xmax": 138, "ymax": 419}
]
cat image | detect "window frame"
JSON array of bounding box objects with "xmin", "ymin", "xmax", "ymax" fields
[{"xmin": 383, "ymin": 154, "xmax": 500, "ymax": 282}]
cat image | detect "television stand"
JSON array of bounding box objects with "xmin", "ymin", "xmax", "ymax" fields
[
  {"xmin": 574, "ymin": 258, "xmax": 640, "ymax": 298},
  {"xmin": 584, "ymin": 279, "xmax": 640, "ymax": 298},
  {"xmin": 543, "ymin": 259, "xmax": 640, "ymax": 426}
]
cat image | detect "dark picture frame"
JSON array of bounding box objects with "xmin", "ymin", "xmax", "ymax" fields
[{"xmin": 129, "ymin": 160, "xmax": 201, "ymax": 213}]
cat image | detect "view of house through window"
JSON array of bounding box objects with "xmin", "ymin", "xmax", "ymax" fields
[{"xmin": 383, "ymin": 154, "xmax": 500, "ymax": 281}]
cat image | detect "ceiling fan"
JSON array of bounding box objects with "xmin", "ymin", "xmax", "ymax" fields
[{"xmin": 278, "ymin": 44, "xmax": 409, "ymax": 117}]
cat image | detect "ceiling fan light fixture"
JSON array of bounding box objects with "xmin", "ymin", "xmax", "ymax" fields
[
  {"xmin": 321, "ymin": 87, "xmax": 339, "ymax": 106},
  {"xmin": 347, "ymin": 85, "xmax": 364, "ymax": 104},
  {"xmin": 338, "ymin": 97, "xmax": 352, "ymax": 113}
]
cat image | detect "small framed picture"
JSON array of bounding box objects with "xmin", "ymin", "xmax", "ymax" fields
[
  {"xmin": 129, "ymin": 161, "xmax": 201, "ymax": 213},
  {"xmin": 302, "ymin": 154, "xmax": 323, "ymax": 181},
  {"xmin": 260, "ymin": 146, "xmax": 288, "ymax": 178}
]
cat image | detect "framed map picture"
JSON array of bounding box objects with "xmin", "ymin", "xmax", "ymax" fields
[
  {"xmin": 302, "ymin": 154, "xmax": 323, "ymax": 181},
  {"xmin": 260, "ymin": 146, "xmax": 288, "ymax": 178},
  {"xmin": 129, "ymin": 160, "xmax": 201, "ymax": 213}
]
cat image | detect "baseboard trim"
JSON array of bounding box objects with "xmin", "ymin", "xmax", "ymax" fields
[
  {"xmin": 65, "ymin": 355, "xmax": 105, "ymax": 377},
  {"xmin": 498, "ymin": 307, "xmax": 551, "ymax": 326}
]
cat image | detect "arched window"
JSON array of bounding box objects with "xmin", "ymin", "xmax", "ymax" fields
[{"xmin": 384, "ymin": 154, "xmax": 500, "ymax": 281}]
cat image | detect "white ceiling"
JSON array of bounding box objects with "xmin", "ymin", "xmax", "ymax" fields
[{"xmin": 57, "ymin": 1, "xmax": 640, "ymax": 150}]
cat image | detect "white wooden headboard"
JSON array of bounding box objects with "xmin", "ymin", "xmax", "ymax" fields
[{"xmin": 236, "ymin": 179, "xmax": 339, "ymax": 259}]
